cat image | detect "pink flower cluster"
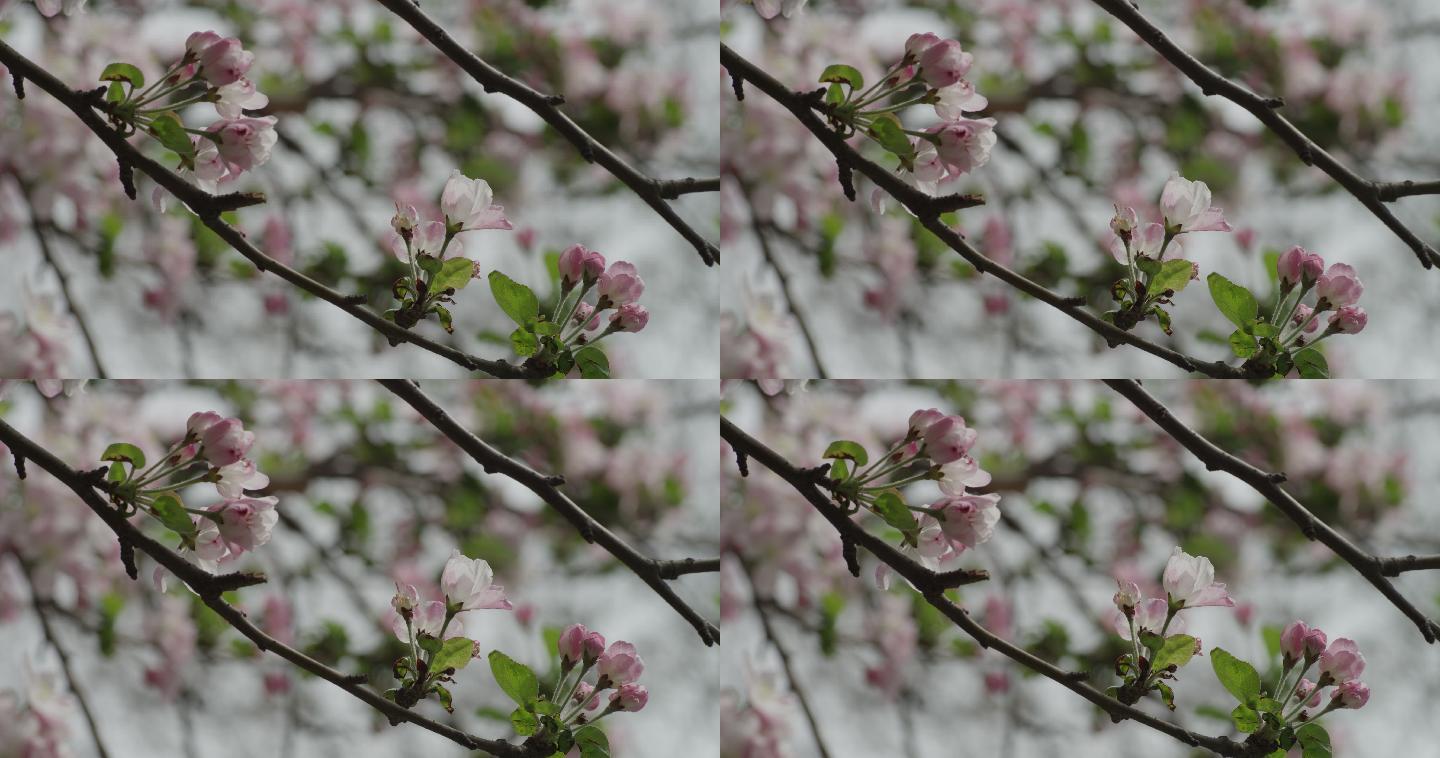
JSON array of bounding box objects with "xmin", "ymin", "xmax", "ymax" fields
[
  {"xmin": 558, "ymin": 244, "xmax": 651, "ymax": 337},
  {"xmin": 1111, "ymin": 547, "xmax": 1233, "ymax": 639},
  {"xmin": 1278, "ymin": 621, "xmax": 1370, "ymax": 717},
  {"xmin": 1276, "ymin": 246, "xmax": 1367, "ymax": 340},
  {"xmin": 0, "ymin": 668, "xmax": 74, "ymax": 758},
  {"xmin": 893, "ymin": 409, "xmax": 1001, "ymax": 568},
  {"xmin": 389, "ymin": 550, "xmax": 512, "ymax": 642},
  {"xmin": 1109, "ymin": 173, "xmax": 1232, "ymax": 264},
  {"xmin": 902, "ymin": 34, "xmax": 996, "ymax": 194},
  {"xmin": 556, "ymin": 623, "xmax": 649, "ymax": 720},
  {"xmin": 386, "ymin": 170, "xmax": 512, "ymax": 270}
]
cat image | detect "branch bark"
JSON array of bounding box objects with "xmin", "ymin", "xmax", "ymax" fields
[{"xmin": 379, "ymin": 379, "xmax": 720, "ymax": 646}]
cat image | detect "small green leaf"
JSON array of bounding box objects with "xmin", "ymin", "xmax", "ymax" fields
[
  {"xmin": 147, "ymin": 112, "xmax": 196, "ymax": 170},
  {"xmin": 1207, "ymin": 273, "xmax": 1258, "ymax": 331},
  {"xmin": 1139, "ymin": 631, "xmax": 1164, "ymax": 656},
  {"xmin": 824, "ymin": 82, "xmax": 846, "ymax": 106},
  {"xmin": 822, "ymin": 440, "xmax": 868, "ymax": 468},
  {"xmin": 431, "ymin": 637, "xmax": 476, "ymax": 675},
  {"xmin": 99, "ymin": 62, "xmax": 144, "ymax": 89},
  {"xmin": 828, "ymin": 459, "xmax": 849, "ymax": 482},
  {"xmin": 1210, "ymin": 647, "xmax": 1261, "ymax": 704},
  {"xmin": 1136, "ymin": 257, "xmax": 1161, "ymax": 277},
  {"xmin": 417, "ymin": 255, "xmax": 442, "ymax": 277},
  {"xmin": 105, "ymin": 81, "xmax": 126, "ymax": 104},
  {"xmin": 533, "ymin": 320, "xmax": 561, "ymax": 337},
  {"xmin": 574, "ymin": 725, "xmax": 610, "ymax": 758},
  {"xmin": 488, "ymin": 271, "xmax": 539, "ymax": 327},
  {"xmin": 432, "ymin": 257, "xmax": 474, "ymax": 293},
  {"xmin": 101, "ymin": 442, "xmax": 146, "ymax": 469},
  {"xmin": 574, "ymin": 346, "xmax": 610, "ymax": 379},
  {"xmin": 488, "ymin": 650, "xmax": 539, "ymax": 706},
  {"xmin": 434, "ymin": 683, "xmax": 454, "ymax": 713},
  {"xmin": 871, "ymin": 492, "xmax": 918, "ymax": 533},
  {"xmin": 1155, "ymin": 680, "xmax": 1176, "ymax": 710},
  {"xmin": 1151, "ymin": 634, "xmax": 1197, "ymax": 672},
  {"xmin": 1293, "ymin": 348, "xmax": 1328, "ymax": 379},
  {"xmin": 866, "ymin": 113, "xmax": 916, "ymax": 168},
  {"xmin": 510, "ymin": 706, "xmax": 538, "ymax": 736},
  {"xmin": 107, "ymin": 462, "xmax": 127, "ymax": 484},
  {"xmin": 435, "ymin": 305, "xmax": 454, "ymax": 334},
  {"xmin": 1296, "ymin": 723, "xmax": 1331, "ymax": 758},
  {"xmin": 1254, "ymin": 696, "xmax": 1283, "ymax": 715},
  {"xmin": 1250, "ymin": 321, "xmax": 1279, "ymax": 339},
  {"xmin": 1231, "ymin": 704, "xmax": 1260, "ymax": 733},
  {"xmin": 818, "ymin": 64, "xmax": 864, "ymax": 91},
  {"xmin": 1150, "ymin": 259, "xmax": 1197, "ymax": 296},
  {"xmin": 151, "ymin": 494, "xmax": 198, "ymax": 547},
  {"xmin": 417, "ymin": 635, "xmax": 442, "ymax": 656},
  {"xmin": 511, "ymin": 328, "xmax": 539, "ymax": 357},
  {"xmin": 1229, "ymin": 329, "xmax": 1258, "ymax": 358}
]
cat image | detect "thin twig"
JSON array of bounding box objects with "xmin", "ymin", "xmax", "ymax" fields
[
  {"xmin": 1104, "ymin": 379, "xmax": 1440, "ymax": 643},
  {"xmin": 371, "ymin": 0, "xmax": 718, "ymax": 266},
  {"xmin": 379, "ymin": 380, "xmax": 720, "ymax": 646},
  {"xmin": 653, "ymin": 176, "xmax": 720, "ymax": 199},
  {"xmin": 16, "ymin": 181, "xmax": 109, "ymax": 378},
  {"xmin": 1374, "ymin": 180, "xmax": 1440, "ymax": 202},
  {"xmin": 734, "ymin": 178, "xmax": 829, "ymax": 378}
]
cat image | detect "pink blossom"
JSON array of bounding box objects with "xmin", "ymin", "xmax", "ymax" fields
[
  {"xmin": 1294, "ymin": 678, "xmax": 1322, "ymax": 708},
  {"xmin": 907, "ymin": 408, "xmax": 946, "ymax": 437},
  {"xmin": 1277, "ymin": 246, "xmax": 1325, "ymax": 288},
  {"xmin": 391, "ymin": 583, "xmax": 419, "ymax": 614},
  {"xmin": 440, "ymin": 549, "xmax": 512, "ymax": 612},
  {"xmin": 609, "ymin": 303, "xmax": 649, "ymax": 333},
  {"xmin": 1315, "ymin": 263, "xmax": 1363, "ymax": 307},
  {"xmin": 214, "ymin": 458, "xmax": 269, "ymax": 499},
  {"xmin": 185, "ymin": 31, "xmax": 223, "ymax": 58},
  {"xmin": 187, "ymin": 410, "xmax": 224, "ymax": 439},
  {"xmin": 558, "ymin": 243, "xmax": 606, "ymax": 287},
  {"xmin": 931, "ymin": 492, "xmax": 1001, "ymax": 547},
  {"xmin": 196, "ymin": 38, "xmax": 254, "ymax": 87},
  {"xmin": 210, "ymin": 495, "xmax": 278, "ymax": 553},
  {"xmin": 391, "ymin": 203, "xmax": 419, "ymax": 236},
  {"xmin": 1292, "ymin": 304, "xmax": 1320, "ymax": 334},
  {"xmin": 209, "ymin": 116, "xmax": 278, "ymax": 172},
  {"xmin": 597, "ymin": 640, "xmax": 644, "ymax": 685},
  {"xmin": 1159, "ymin": 173, "xmax": 1232, "ymax": 234},
  {"xmin": 1327, "ymin": 305, "xmax": 1367, "ymax": 335},
  {"xmin": 609, "ymin": 683, "xmax": 648, "ymax": 712},
  {"xmin": 213, "ymin": 78, "xmax": 268, "ymax": 119},
  {"xmin": 937, "ymin": 455, "xmax": 990, "ymax": 494},
  {"xmin": 572, "ymin": 302, "xmax": 600, "ymax": 332},
  {"xmin": 929, "ymin": 117, "xmax": 997, "ymax": 177},
  {"xmin": 582, "ymin": 630, "xmax": 606, "ymax": 664},
  {"xmin": 917, "ymin": 39, "xmax": 973, "ymax": 88},
  {"xmin": 933, "ymin": 80, "xmax": 987, "ymax": 119},
  {"xmin": 1319, "ymin": 638, "xmax": 1365, "ymax": 683},
  {"xmin": 904, "ymin": 33, "xmax": 943, "ymax": 61},
  {"xmin": 1330, "ymin": 680, "xmax": 1370, "ymax": 709},
  {"xmin": 391, "ymin": 600, "xmax": 466, "ymax": 642},
  {"xmin": 572, "ymin": 681, "xmax": 599, "ymax": 711},
  {"xmin": 597, "ymin": 261, "xmax": 645, "ymax": 306},
  {"xmin": 558, "ymin": 623, "xmax": 588, "ymax": 665},
  {"xmin": 1114, "ymin": 598, "xmax": 1182, "ymax": 640},
  {"xmin": 1161, "ymin": 547, "xmax": 1234, "ymax": 608},
  {"xmin": 1110, "ymin": 205, "xmax": 1138, "ymax": 239},
  {"xmin": 200, "ymin": 417, "xmax": 254, "ymax": 466},
  {"xmin": 1113, "ymin": 579, "xmax": 1142, "ymax": 612},
  {"xmin": 440, "ymin": 170, "xmax": 512, "ymax": 232},
  {"xmin": 921, "ymin": 415, "xmax": 977, "ymax": 465}
]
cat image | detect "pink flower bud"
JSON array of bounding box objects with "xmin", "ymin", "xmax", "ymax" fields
[
  {"xmin": 597, "ymin": 640, "xmax": 644, "ymax": 685},
  {"xmin": 1319, "ymin": 638, "xmax": 1365, "ymax": 684},
  {"xmin": 1294, "ymin": 678, "xmax": 1322, "ymax": 708},
  {"xmin": 903, "ymin": 32, "xmax": 942, "ymax": 61},
  {"xmin": 1110, "ymin": 205, "xmax": 1138, "ymax": 238},
  {"xmin": 596, "ymin": 261, "xmax": 644, "ymax": 306},
  {"xmin": 572, "ymin": 301, "xmax": 600, "ymax": 332},
  {"xmin": 609, "ymin": 683, "xmax": 648, "ymax": 712},
  {"xmin": 1327, "ymin": 305, "xmax": 1367, "ymax": 335},
  {"xmin": 907, "ymin": 408, "xmax": 946, "ymax": 437},
  {"xmin": 1331, "ymin": 680, "xmax": 1370, "ymax": 709},
  {"xmin": 610, "ymin": 303, "xmax": 649, "ymax": 333},
  {"xmin": 582, "ymin": 631, "xmax": 606, "ymax": 664},
  {"xmin": 197, "ymin": 37, "xmax": 254, "ymax": 87},
  {"xmin": 1280, "ymin": 620, "xmax": 1316, "ymax": 661},
  {"xmin": 918, "ymin": 39, "xmax": 973, "ymax": 88},
  {"xmin": 572, "ymin": 681, "xmax": 599, "ymax": 711},
  {"xmin": 558, "ymin": 623, "xmax": 588, "ymax": 666},
  {"xmin": 391, "ymin": 583, "xmax": 420, "ymax": 615},
  {"xmin": 201, "ymin": 417, "xmax": 254, "ymax": 466},
  {"xmin": 921, "ymin": 415, "xmax": 977, "ymax": 465},
  {"xmin": 185, "ymin": 31, "xmax": 223, "ymax": 58},
  {"xmin": 1277, "ymin": 246, "xmax": 1325, "ymax": 288},
  {"xmin": 187, "ymin": 410, "xmax": 224, "ymax": 439},
  {"xmin": 391, "ymin": 203, "xmax": 419, "ymax": 235},
  {"xmin": 1315, "ymin": 263, "xmax": 1363, "ymax": 307},
  {"xmin": 1113, "ymin": 579, "xmax": 1142, "ymax": 613},
  {"xmin": 1291, "ymin": 304, "xmax": 1320, "ymax": 334}
]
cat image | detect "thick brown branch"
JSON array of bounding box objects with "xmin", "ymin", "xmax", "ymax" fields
[
  {"xmin": 379, "ymin": 380, "xmax": 720, "ymax": 646},
  {"xmin": 1090, "ymin": 0, "xmax": 1440, "ymax": 269},
  {"xmin": 1374, "ymin": 180, "xmax": 1440, "ymax": 202},
  {"xmin": 720, "ymin": 416, "xmax": 1247, "ymax": 757},
  {"xmin": 1104, "ymin": 380, "xmax": 1440, "ymax": 643},
  {"xmin": 372, "ymin": 0, "xmax": 718, "ymax": 266},
  {"xmin": 721, "ymin": 44, "xmax": 1244, "ymax": 378},
  {"xmin": 653, "ymin": 176, "xmax": 720, "ymax": 199}
]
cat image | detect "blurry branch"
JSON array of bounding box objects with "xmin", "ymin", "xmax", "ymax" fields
[
  {"xmin": 735, "ymin": 556, "xmax": 835, "ymax": 758},
  {"xmin": 372, "ymin": 0, "xmax": 719, "ymax": 266},
  {"xmin": 15, "ymin": 557, "xmax": 113, "ymax": 758},
  {"xmin": 1090, "ymin": 0, "xmax": 1440, "ymax": 270},
  {"xmin": 379, "ymin": 380, "xmax": 721, "ymax": 646},
  {"xmin": 1105, "ymin": 380, "xmax": 1440, "ymax": 644},
  {"xmin": 734, "ymin": 177, "xmax": 830, "ymax": 378},
  {"xmin": 720, "ymin": 44, "xmax": 1246, "ymax": 379},
  {"xmin": 15, "ymin": 181, "xmax": 109, "ymax": 378},
  {"xmin": 1373, "ymin": 180, "xmax": 1440, "ymax": 202},
  {"xmin": 0, "ymin": 40, "xmax": 543, "ymax": 380},
  {"xmin": 653, "ymin": 176, "xmax": 720, "ymax": 199},
  {"xmin": 720, "ymin": 416, "xmax": 1249, "ymax": 757},
  {"xmin": 0, "ymin": 419, "xmax": 539, "ymax": 758}
]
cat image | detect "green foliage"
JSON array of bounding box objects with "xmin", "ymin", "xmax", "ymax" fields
[
  {"xmin": 1210, "ymin": 647, "xmax": 1261, "ymax": 704},
  {"xmin": 151, "ymin": 493, "xmax": 198, "ymax": 548},
  {"xmin": 99, "ymin": 62, "xmax": 144, "ymax": 89},
  {"xmin": 822, "ymin": 440, "xmax": 869, "ymax": 468},
  {"xmin": 1207, "ymin": 273, "xmax": 1258, "ymax": 332},
  {"xmin": 488, "ymin": 650, "xmax": 539, "ymax": 706},
  {"xmin": 431, "ymin": 637, "xmax": 477, "ymax": 675},
  {"xmin": 100, "ymin": 442, "xmax": 145, "ymax": 469},
  {"xmin": 818, "ymin": 64, "xmax": 864, "ymax": 91},
  {"xmin": 488, "ymin": 271, "xmax": 539, "ymax": 327}
]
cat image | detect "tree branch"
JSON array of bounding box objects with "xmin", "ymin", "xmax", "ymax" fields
[
  {"xmin": 720, "ymin": 416, "xmax": 1248, "ymax": 757},
  {"xmin": 0, "ymin": 419, "xmax": 537, "ymax": 758},
  {"xmin": 15, "ymin": 180, "xmax": 109, "ymax": 378},
  {"xmin": 1374, "ymin": 180, "xmax": 1440, "ymax": 202},
  {"xmin": 378, "ymin": 379, "xmax": 720, "ymax": 646},
  {"xmin": 720, "ymin": 43, "xmax": 1245, "ymax": 378},
  {"xmin": 1104, "ymin": 379, "xmax": 1440, "ymax": 643},
  {"xmin": 371, "ymin": 0, "xmax": 718, "ymax": 266},
  {"xmin": 1090, "ymin": 0, "xmax": 1440, "ymax": 269},
  {"xmin": 0, "ymin": 39, "xmax": 545, "ymax": 380},
  {"xmin": 653, "ymin": 177, "xmax": 720, "ymax": 199}
]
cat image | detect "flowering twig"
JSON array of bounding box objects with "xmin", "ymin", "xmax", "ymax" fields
[
  {"xmin": 1105, "ymin": 379, "xmax": 1440, "ymax": 643},
  {"xmin": 379, "ymin": 380, "xmax": 720, "ymax": 646},
  {"xmin": 1089, "ymin": 0, "xmax": 1440, "ymax": 270},
  {"xmin": 720, "ymin": 416, "xmax": 1249, "ymax": 757},
  {"xmin": 0, "ymin": 419, "xmax": 538, "ymax": 758},
  {"xmin": 371, "ymin": 0, "xmax": 719, "ymax": 267},
  {"xmin": 721, "ymin": 44, "xmax": 1246, "ymax": 378}
]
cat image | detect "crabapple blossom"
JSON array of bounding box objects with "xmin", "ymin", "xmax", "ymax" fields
[
  {"xmin": 933, "ymin": 79, "xmax": 988, "ymax": 119},
  {"xmin": 440, "ymin": 170, "xmax": 512, "ymax": 233},
  {"xmin": 596, "ymin": 640, "xmax": 644, "ymax": 685},
  {"xmin": 581, "ymin": 629, "xmax": 606, "ymax": 664},
  {"xmin": 1330, "ymin": 680, "xmax": 1370, "ymax": 709},
  {"xmin": 1294, "ymin": 678, "xmax": 1322, "ymax": 708},
  {"xmin": 904, "ymin": 33, "xmax": 942, "ymax": 61},
  {"xmin": 558, "ymin": 244, "xmax": 607, "ymax": 288},
  {"xmin": 1327, "ymin": 305, "xmax": 1367, "ymax": 334},
  {"xmin": 609, "ymin": 303, "xmax": 649, "ymax": 333},
  {"xmin": 750, "ymin": 0, "xmax": 806, "ymax": 19},
  {"xmin": 210, "ymin": 495, "xmax": 279, "ymax": 553},
  {"xmin": 558, "ymin": 623, "xmax": 589, "ymax": 666},
  {"xmin": 921, "ymin": 414, "xmax": 977, "ymax": 465},
  {"xmin": 572, "ymin": 682, "xmax": 600, "ymax": 712},
  {"xmin": 392, "ymin": 583, "xmax": 420, "ymax": 615},
  {"xmin": 609, "ymin": 683, "xmax": 649, "ymax": 712},
  {"xmin": 1291, "ymin": 304, "xmax": 1320, "ymax": 334},
  {"xmin": 1319, "ymin": 637, "xmax": 1365, "ymax": 683},
  {"xmin": 596, "ymin": 261, "xmax": 645, "ymax": 306},
  {"xmin": 214, "ymin": 78, "xmax": 269, "ymax": 119},
  {"xmin": 440, "ymin": 549, "xmax": 513, "ymax": 612},
  {"xmin": 391, "ymin": 203, "xmax": 419, "ymax": 236},
  {"xmin": 392, "ymin": 600, "xmax": 466, "ymax": 642},
  {"xmin": 1114, "ymin": 598, "xmax": 1184, "ymax": 640},
  {"xmin": 1159, "ymin": 173, "xmax": 1232, "ymax": 234},
  {"xmin": 1161, "ymin": 547, "xmax": 1234, "ymax": 609},
  {"xmin": 214, "ymin": 458, "xmax": 269, "ymax": 499},
  {"xmin": 200, "ymin": 417, "xmax": 255, "ymax": 466},
  {"xmin": 929, "ymin": 117, "xmax": 997, "ymax": 177},
  {"xmin": 187, "ymin": 411, "xmax": 223, "ymax": 438},
  {"xmin": 1281, "ymin": 620, "xmax": 1328, "ymax": 664},
  {"xmin": 209, "ymin": 116, "xmax": 278, "ymax": 172},
  {"xmin": 194, "ymin": 37, "xmax": 254, "ymax": 87},
  {"xmin": 572, "ymin": 302, "xmax": 600, "ymax": 332},
  {"xmin": 1113, "ymin": 580, "xmax": 1142, "ymax": 613},
  {"xmin": 917, "ymin": 39, "xmax": 973, "ymax": 88},
  {"xmin": 1278, "ymin": 246, "xmax": 1325, "ymax": 289},
  {"xmin": 907, "ymin": 408, "xmax": 946, "ymax": 437},
  {"xmin": 1315, "ymin": 263, "xmax": 1363, "ymax": 307},
  {"xmin": 1111, "ymin": 205, "xmax": 1138, "ymax": 239},
  {"xmin": 931, "ymin": 492, "xmax": 1001, "ymax": 548},
  {"xmin": 936, "ymin": 455, "xmax": 991, "ymax": 494}
]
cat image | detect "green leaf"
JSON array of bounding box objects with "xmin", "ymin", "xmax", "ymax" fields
[
  {"xmin": 1229, "ymin": 329, "xmax": 1258, "ymax": 359},
  {"xmin": 871, "ymin": 492, "xmax": 918, "ymax": 533},
  {"xmin": 432, "ymin": 257, "xmax": 474, "ymax": 293},
  {"xmin": 1296, "ymin": 723, "xmax": 1331, "ymax": 758},
  {"xmin": 1155, "ymin": 680, "xmax": 1176, "ymax": 710},
  {"xmin": 1293, "ymin": 348, "xmax": 1328, "ymax": 379},
  {"xmin": 1210, "ymin": 647, "xmax": 1261, "ymax": 704},
  {"xmin": 1231, "ymin": 704, "xmax": 1260, "ymax": 733},
  {"xmin": 574, "ymin": 726, "xmax": 610, "ymax": 758},
  {"xmin": 435, "ymin": 305, "xmax": 454, "ymax": 334},
  {"xmin": 1254, "ymin": 697, "xmax": 1283, "ymax": 715},
  {"xmin": 510, "ymin": 706, "xmax": 538, "ymax": 736},
  {"xmin": 1207, "ymin": 273, "xmax": 1258, "ymax": 331},
  {"xmin": 417, "ymin": 635, "xmax": 442, "ymax": 656},
  {"xmin": 1250, "ymin": 321, "xmax": 1279, "ymax": 339},
  {"xmin": 488, "ymin": 271, "xmax": 539, "ymax": 327},
  {"xmin": 867, "ymin": 114, "xmax": 916, "ymax": 169},
  {"xmin": 574, "ymin": 346, "xmax": 610, "ymax": 379},
  {"xmin": 417, "ymin": 255, "xmax": 442, "ymax": 277},
  {"xmin": 101, "ymin": 442, "xmax": 146, "ymax": 469},
  {"xmin": 1150, "ymin": 259, "xmax": 1196, "ymax": 296},
  {"xmin": 818, "ymin": 63, "xmax": 864, "ymax": 91},
  {"xmin": 151, "ymin": 494, "xmax": 197, "ymax": 547},
  {"xmin": 828, "ymin": 460, "xmax": 849, "ymax": 482},
  {"xmin": 510, "ymin": 328, "xmax": 539, "ymax": 357},
  {"xmin": 1138, "ymin": 631, "xmax": 1164, "ymax": 656},
  {"xmin": 1136, "ymin": 257, "xmax": 1161, "ymax": 277},
  {"xmin": 147, "ymin": 112, "xmax": 196, "ymax": 170},
  {"xmin": 488, "ymin": 650, "xmax": 539, "ymax": 706},
  {"xmin": 99, "ymin": 62, "xmax": 144, "ymax": 89},
  {"xmin": 533, "ymin": 320, "xmax": 561, "ymax": 337},
  {"xmin": 824, "ymin": 82, "xmax": 846, "ymax": 106},
  {"xmin": 822, "ymin": 440, "xmax": 868, "ymax": 468},
  {"xmin": 434, "ymin": 683, "xmax": 454, "ymax": 713},
  {"xmin": 1151, "ymin": 634, "xmax": 1197, "ymax": 672},
  {"xmin": 431, "ymin": 637, "xmax": 476, "ymax": 675},
  {"xmin": 107, "ymin": 462, "xmax": 127, "ymax": 484},
  {"xmin": 105, "ymin": 81, "xmax": 126, "ymax": 104}
]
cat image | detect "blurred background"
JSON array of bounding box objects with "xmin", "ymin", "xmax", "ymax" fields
[
  {"xmin": 721, "ymin": 379, "xmax": 1440, "ymax": 757},
  {"xmin": 0, "ymin": 379, "xmax": 720, "ymax": 757},
  {"xmin": 0, "ymin": 0, "xmax": 719, "ymax": 378}
]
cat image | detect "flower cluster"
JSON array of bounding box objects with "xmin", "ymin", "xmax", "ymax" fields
[
  {"xmin": 822, "ymin": 408, "xmax": 1000, "ymax": 570},
  {"xmin": 555, "ymin": 244, "xmax": 650, "ymax": 343},
  {"xmin": 94, "ymin": 32, "xmax": 276, "ymax": 205},
  {"xmin": 815, "ymin": 34, "xmax": 995, "ymax": 206},
  {"xmin": 1105, "ymin": 174, "xmax": 1231, "ymax": 333},
  {"xmin": 387, "ymin": 550, "xmax": 512, "ymax": 711},
  {"xmin": 1109, "ymin": 548, "xmax": 1233, "ymax": 708},
  {"xmin": 1276, "ymin": 621, "xmax": 1370, "ymax": 720},
  {"xmin": 1273, "ymin": 247, "xmax": 1367, "ymax": 347},
  {"xmin": 0, "ymin": 668, "xmax": 74, "ymax": 757},
  {"xmin": 98, "ymin": 411, "xmax": 277, "ymax": 586},
  {"xmin": 384, "ymin": 170, "xmax": 512, "ymax": 332},
  {"xmin": 556, "ymin": 623, "xmax": 650, "ymax": 723}
]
